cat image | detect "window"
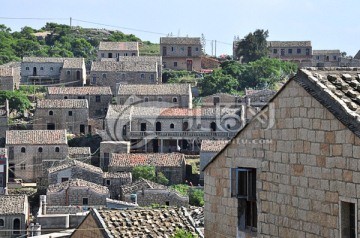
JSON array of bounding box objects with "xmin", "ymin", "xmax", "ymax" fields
[
  {"xmin": 150, "ymin": 74, "xmax": 155, "ymax": 82},
  {"xmin": 0, "ymin": 219, "xmax": 4, "ymax": 227},
  {"xmin": 20, "ymin": 164, "xmax": 26, "ymax": 170},
  {"xmin": 61, "ymin": 177, "xmax": 69, "ymax": 182},
  {"xmin": 102, "ymin": 73, "xmax": 106, "ymax": 79},
  {"xmin": 132, "ymin": 53, "xmax": 136, "ymax": 56},
  {"xmin": 230, "ymin": 168, "xmax": 256, "ymax": 200},
  {"xmin": 306, "ymin": 48, "xmax": 310, "ymax": 55},
  {"xmin": 280, "ymin": 49, "xmax": 285, "ymax": 56},
  {"xmin": 64, "ymin": 96, "xmax": 68, "ymax": 99},
  {"xmin": 68, "ymin": 111, "xmax": 73, "ymax": 116},
  {"xmin": 78, "ymin": 96, "xmax": 85, "ymax": 99},
  {"xmin": 40, "ymin": 67, "xmax": 44, "ymax": 70},
  {"xmin": 163, "ymin": 62, "xmax": 167, "ymax": 68},
  {"xmin": 55, "ymin": 147, "xmax": 60, "ymax": 152},
  {"xmin": 297, "ymin": 48, "xmax": 301, "ymax": 54},
  {"xmin": 82, "ymin": 197, "xmax": 89, "ymax": 205},
  {"xmin": 171, "ymin": 46, "xmax": 175, "ymax": 52},
  {"xmin": 92, "ymin": 75, "xmax": 96, "ymax": 84},
  {"xmin": 195, "ymin": 47, "xmax": 199, "ymax": 51},
  {"xmin": 273, "ymin": 49, "xmax": 277, "ymax": 54},
  {"xmin": 13, "ymin": 218, "xmax": 20, "ymax": 234},
  {"xmin": 122, "ymin": 74, "xmax": 126, "ymax": 80},
  {"xmin": 333, "ymin": 55, "xmax": 337, "ymax": 60},
  {"xmin": 158, "ymin": 97, "xmax": 162, "ymax": 102},
  {"xmin": 95, "ymin": 95, "xmax": 101, "ymax": 102},
  {"xmin": 174, "ymin": 62, "xmax": 178, "ymax": 67},
  {"xmin": 288, "ymin": 49, "xmax": 292, "ymax": 54},
  {"xmin": 129, "ymin": 98, "xmax": 134, "ymax": 103},
  {"xmin": 341, "ymin": 201, "xmax": 356, "ymax": 238},
  {"xmin": 172, "ymin": 97, "xmax": 178, "ymax": 103},
  {"xmin": 316, "ymin": 56, "xmax": 320, "ymax": 60},
  {"xmin": 38, "ymin": 147, "xmax": 43, "ymax": 153},
  {"xmin": 170, "ymin": 123, "xmax": 174, "ymax": 129},
  {"xmin": 49, "ymin": 110, "xmax": 53, "ymax": 116},
  {"xmin": 21, "ymin": 147, "xmax": 26, "ymax": 153},
  {"xmin": 101, "ymin": 53, "xmax": 105, "ymax": 57},
  {"xmin": 50, "ymin": 67, "xmax": 53, "ymax": 71},
  {"xmin": 67, "ymin": 70, "xmax": 70, "ymax": 75},
  {"xmin": 108, "ymin": 53, "xmax": 112, "ymax": 58},
  {"xmin": 26, "ymin": 67, "xmax": 29, "ymax": 70},
  {"xmin": 106, "ymin": 179, "xmax": 111, "ymax": 186},
  {"xmin": 144, "ymin": 97, "xmax": 149, "ymax": 102},
  {"xmin": 213, "ymin": 97, "xmax": 220, "ymax": 105},
  {"xmin": 141, "ymin": 74, "xmax": 145, "ymax": 79}
]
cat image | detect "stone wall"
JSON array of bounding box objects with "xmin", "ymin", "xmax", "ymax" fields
[
  {"xmin": 124, "ymin": 189, "xmax": 189, "ymax": 207},
  {"xmin": 21, "ymin": 62, "xmax": 63, "ymax": 83},
  {"xmin": 204, "ymin": 78, "xmax": 360, "ymax": 237},
  {"xmin": 162, "ymin": 57, "xmax": 202, "ymax": 71},
  {"xmin": 99, "ymin": 141, "xmax": 130, "ymax": 170},
  {"xmin": 48, "ymin": 167, "xmax": 103, "ymax": 185},
  {"xmin": 117, "ymin": 94, "xmax": 191, "ymax": 109},
  {"xmin": 47, "ymin": 187, "xmax": 109, "ymax": 206},
  {"xmin": 0, "ymin": 117, "xmax": 7, "ymax": 139},
  {"xmin": 0, "ymin": 214, "xmax": 27, "ymax": 238},
  {"xmin": 71, "ymin": 212, "xmax": 104, "ymax": 238},
  {"xmin": 0, "ymin": 76, "xmax": 14, "ymax": 91},
  {"xmin": 46, "ymin": 205, "xmax": 83, "ymax": 214}
]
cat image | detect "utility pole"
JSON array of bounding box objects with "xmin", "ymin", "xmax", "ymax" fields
[
  {"xmin": 211, "ymin": 40, "xmax": 214, "ymax": 56},
  {"xmin": 70, "ymin": 17, "xmax": 72, "ymax": 28},
  {"xmin": 215, "ymin": 40, "xmax": 217, "ymax": 57}
]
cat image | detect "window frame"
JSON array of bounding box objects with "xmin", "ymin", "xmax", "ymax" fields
[
  {"xmin": 230, "ymin": 167, "xmax": 256, "ymax": 201},
  {"xmin": 82, "ymin": 197, "xmax": 89, "ymax": 205}
]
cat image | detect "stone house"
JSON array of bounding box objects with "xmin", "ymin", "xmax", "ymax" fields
[
  {"xmin": 199, "ymin": 140, "xmax": 229, "ymax": 185},
  {"xmin": 47, "ymin": 86, "xmax": 113, "ymax": 118},
  {"xmin": 312, "ymin": 50, "xmax": 341, "ymax": 67},
  {"xmin": 203, "ymin": 67, "xmax": 360, "ymax": 237},
  {"xmin": 117, "ymin": 83, "xmax": 193, "ymax": 108},
  {"xmin": 99, "ymin": 141, "xmax": 130, "ymax": 170},
  {"xmin": 5, "ymin": 130, "xmax": 68, "ymax": 182},
  {"xmin": 108, "ymin": 153, "xmax": 186, "ymax": 185},
  {"xmin": 103, "ymin": 172, "xmax": 132, "ymax": 199},
  {"xmin": 117, "ymin": 55, "xmax": 162, "ymax": 80},
  {"xmin": 68, "ymin": 147, "xmax": 91, "ymax": 160},
  {"xmin": 160, "ymin": 37, "xmax": 202, "ymax": 71},
  {"xmin": 97, "ymin": 41, "xmax": 139, "ymax": 61},
  {"xmin": 267, "ymin": 41, "xmax": 313, "ymax": 67},
  {"xmin": 201, "ymin": 93, "xmax": 241, "ymax": 108},
  {"xmin": 0, "ymin": 195, "xmax": 29, "ymax": 238},
  {"xmin": 47, "ymin": 178, "xmax": 109, "ymax": 206},
  {"xmin": 121, "ymin": 178, "xmax": 188, "ymax": 207},
  {"xmin": 90, "ymin": 61, "xmax": 159, "ymax": 94},
  {"xmin": 21, "ymin": 57, "xmax": 86, "ymax": 86},
  {"xmin": 0, "ymin": 102, "xmax": 9, "ymax": 139},
  {"xmin": 71, "ymin": 207, "xmax": 202, "ymax": 238},
  {"xmin": 0, "ymin": 149, "xmax": 8, "ymax": 195},
  {"xmin": 34, "ymin": 99, "xmax": 89, "ymax": 134},
  {"xmin": 104, "ymin": 104, "xmax": 239, "ymax": 153},
  {"xmin": 0, "ymin": 62, "xmax": 20, "ymax": 90}
]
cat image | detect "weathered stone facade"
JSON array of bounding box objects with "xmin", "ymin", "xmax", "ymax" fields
[
  {"xmin": 160, "ymin": 37, "xmax": 202, "ymax": 71},
  {"xmin": 204, "ymin": 68, "xmax": 360, "ymax": 237},
  {"xmin": 34, "ymin": 99, "xmax": 89, "ymax": 134},
  {"xmin": 99, "ymin": 141, "xmax": 130, "ymax": 171},
  {"xmin": 97, "ymin": 41, "xmax": 139, "ymax": 61},
  {"xmin": 0, "ymin": 62, "xmax": 20, "ymax": 90},
  {"xmin": 6, "ymin": 130, "xmax": 68, "ymax": 182},
  {"xmin": 117, "ymin": 56, "xmax": 162, "ymax": 80},
  {"xmin": 124, "ymin": 189, "xmax": 189, "ymax": 207},
  {"xmin": 103, "ymin": 172, "xmax": 132, "ymax": 199}
]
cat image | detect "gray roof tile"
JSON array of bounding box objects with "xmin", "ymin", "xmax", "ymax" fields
[
  {"xmin": 48, "ymin": 86, "xmax": 112, "ymax": 95},
  {"xmin": 98, "ymin": 41, "xmax": 139, "ymax": 51},
  {"xmin": 37, "ymin": 99, "xmax": 88, "ymax": 109},
  {"xmin": 160, "ymin": 37, "xmax": 201, "ymax": 45},
  {"xmin": 48, "ymin": 159, "xmax": 102, "ymax": 174},
  {"xmin": 0, "ymin": 195, "xmax": 27, "ymax": 214},
  {"xmin": 6, "ymin": 130, "xmax": 67, "ymax": 145},
  {"xmin": 47, "ymin": 178, "xmax": 109, "ymax": 194},
  {"xmin": 118, "ymin": 83, "xmax": 190, "ymax": 95},
  {"xmin": 200, "ymin": 140, "xmax": 229, "ymax": 152},
  {"xmin": 110, "ymin": 153, "xmax": 185, "ymax": 167}
]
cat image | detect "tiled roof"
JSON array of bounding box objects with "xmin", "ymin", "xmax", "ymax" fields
[
  {"xmin": 160, "ymin": 108, "xmax": 201, "ymax": 117},
  {"xmin": 48, "ymin": 86, "xmax": 112, "ymax": 95},
  {"xmin": 121, "ymin": 178, "xmax": 166, "ymax": 195},
  {"xmin": 63, "ymin": 58, "xmax": 84, "ymax": 68},
  {"xmin": 313, "ymin": 50, "xmax": 341, "ymax": 55},
  {"xmin": 105, "ymin": 104, "xmax": 132, "ymax": 119},
  {"xmin": 37, "ymin": 99, "xmax": 88, "ymax": 108},
  {"xmin": 103, "ymin": 172, "xmax": 132, "ymax": 179},
  {"xmin": 118, "ymin": 56, "xmax": 162, "ymax": 63},
  {"xmin": 95, "ymin": 207, "xmax": 199, "ymax": 237},
  {"xmin": 91, "ymin": 61, "xmax": 156, "ymax": 72},
  {"xmin": 47, "ymin": 178, "xmax": 109, "ymax": 194},
  {"xmin": 294, "ymin": 67, "xmax": 360, "ymax": 137},
  {"xmin": 188, "ymin": 206, "xmax": 204, "ymax": 228},
  {"xmin": 200, "ymin": 140, "xmax": 229, "ymax": 152},
  {"xmin": 48, "ymin": 159, "xmax": 102, "ymax": 174},
  {"xmin": 0, "ymin": 195, "xmax": 27, "ymax": 214},
  {"xmin": 267, "ymin": 41, "xmax": 312, "ymax": 48},
  {"xmin": 98, "ymin": 41, "xmax": 139, "ymax": 51},
  {"xmin": 118, "ymin": 83, "xmax": 190, "ymax": 95},
  {"xmin": 68, "ymin": 147, "xmax": 91, "ymax": 156},
  {"xmin": 22, "ymin": 57, "xmax": 66, "ymax": 63},
  {"xmin": 6, "ymin": 130, "xmax": 67, "ymax": 145},
  {"xmin": 355, "ymin": 50, "xmax": 360, "ymax": 60},
  {"xmin": 0, "ymin": 66, "xmax": 13, "ymax": 77},
  {"xmin": 110, "ymin": 153, "xmax": 185, "ymax": 167},
  {"xmin": 160, "ymin": 37, "xmax": 201, "ymax": 45}
]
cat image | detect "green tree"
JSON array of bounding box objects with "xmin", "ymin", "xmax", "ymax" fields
[
  {"xmin": 0, "ymin": 91, "xmax": 32, "ymax": 114},
  {"xmin": 171, "ymin": 228, "xmax": 197, "ymax": 238},
  {"xmin": 235, "ymin": 29, "xmax": 269, "ymax": 63},
  {"xmin": 198, "ymin": 69, "xmax": 239, "ymax": 96},
  {"xmin": 155, "ymin": 172, "xmax": 169, "ymax": 185},
  {"xmin": 132, "ymin": 166, "xmax": 170, "ymax": 185},
  {"xmin": 189, "ymin": 188, "xmax": 204, "ymax": 206}
]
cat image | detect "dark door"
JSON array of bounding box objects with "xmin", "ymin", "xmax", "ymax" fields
[
  {"xmin": 47, "ymin": 123, "xmax": 55, "ymax": 130},
  {"xmin": 153, "ymin": 139, "xmax": 159, "ymax": 153},
  {"xmin": 163, "ymin": 47, "xmax": 167, "ymax": 56},
  {"xmin": 9, "ymin": 163, "xmax": 15, "ymax": 180},
  {"xmin": 187, "ymin": 47, "xmax": 192, "ymax": 56},
  {"xmin": 187, "ymin": 60, "xmax": 193, "ymax": 71},
  {"xmin": 156, "ymin": 122, "xmax": 161, "ymax": 131},
  {"xmin": 141, "ymin": 123, "xmax": 146, "ymax": 131},
  {"xmin": 183, "ymin": 121, "xmax": 189, "ymax": 131},
  {"xmin": 210, "ymin": 122, "xmax": 216, "ymax": 131},
  {"xmin": 80, "ymin": 124, "xmax": 85, "ymax": 133},
  {"xmin": 76, "ymin": 70, "xmax": 81, "ymax": 80},
  {"xmin": 33, "ymin": 67, "xmax": 37, "ymax": 76},
  {"xmin": 108, "ymin": 53, "xmax": 112, "ymax": 58}
]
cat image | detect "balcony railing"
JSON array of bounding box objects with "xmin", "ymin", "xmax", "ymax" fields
[{"xmin": 128, "ymin": 130, "xmax": 237, "ymax": 139}]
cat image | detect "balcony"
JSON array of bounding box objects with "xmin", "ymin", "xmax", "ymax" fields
[{"xmin": 128, "ymin": 130, "xmax": 237, "ymax": 140}]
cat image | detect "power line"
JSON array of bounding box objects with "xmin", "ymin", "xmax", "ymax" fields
[{"xmin": 0, "ymin": 17, "xmax": 67, "ymax": 20}]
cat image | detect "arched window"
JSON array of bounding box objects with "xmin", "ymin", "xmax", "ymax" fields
[
  {"xmin": 140, "ymin": 74, "xmax": 145, "ymax": 79},
  {"xmin": 49, "ymin": 111, "xmax": 53, "ymax": 116},
  {"xmin": 55, "ymin": 147, "xmax": 60, "ymax": 152},
  {"xmin": 156, "ymin": 122, "xmax": 161, "ymax": 131},
  {"xmin": 0, "ymin": 219, "xmax": 4, "ymax": 226},
  {"xmin": 38, "ymin": 147, "xmax": 43, "ymax": 153},
  {"xmin": 170, "ymin": 123, "xmax": 174, "ymax": 129},
  {"xmin": 21, "ymin": 147, "xmax": 26, "ymax": 153},
  {"xmin": 210, "ymin": 122, "xmax": 216, "ymax": 131},
  {"xmin": 158, "ymin": 97, "xmax": 162, "ymax": 102},
  {"xmin": 102, "ymin": 73, "xmax": 106, "ymax": 79},
  {"xmin": 13, "ymin": 218, "xmax": 20, "ymax": 234},
  {"xmin": 50, "ymin": 67, "xmax": 54, "ymax": 71},
  {"xmin": 144, "ymin": 97, "xmax": 149, "ymax": 102},
  {"xmin": 67, "ymin": 70, "xmax": 70, "ymax": 75},
  {"xmin": 64, "ymin": 96, "xmax": 68, "ymax": 99},
  {"xmin": 172, "ymin": 97, "xmax": 178, "ymax": 103}
]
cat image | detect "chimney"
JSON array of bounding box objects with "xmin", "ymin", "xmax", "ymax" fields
[{"xmin": 40, "ymin": 195, "xmax": 47, "ymax": 215}]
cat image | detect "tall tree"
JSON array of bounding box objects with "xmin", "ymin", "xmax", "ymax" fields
[{"xmin": 235, "ymin": 29, "xmax": 269, "ymax": 63}]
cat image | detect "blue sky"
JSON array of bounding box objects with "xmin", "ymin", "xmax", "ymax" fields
[{"xmin": 1, "ymin": 0, "xmax": 359, "ymax": 56}]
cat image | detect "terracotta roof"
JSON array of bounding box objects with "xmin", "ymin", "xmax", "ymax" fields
[
  {"xmin": 110, "ymin": 153, "xmax": 185, "ymax": 167},
  {"xmin": 63, "ymin": 58, "xmax": 84, "ymax": 68},
  {"xmin": 0, "ymin": 66, "xmax": 13, "ymax": 77},
  {"xmin": 103, "ymin": 172, "xmax": 132, "ymax": 179},
  {"xmin": 47, "ymin": 178, "xmax": 109, "ymax": 194},
  {"xmin": 37, "ymin": 99, "xmax": 88, "ymax": 108},
  {"xmin": 98, "ymin": 41, "xmax": 139, "ymax": 51},
  {"xmin": 267, "ymin": 41, "xmax": 312, "ymax": 48},
  {"xmin": 105, "ymin": 104, "xmax": 132, "ymax": 119},
  {"xmin": 200, "ymin": 140, "xmax": 229, "ymax": 152},
  {"xmin": 94, "ymin": 207, "xmax": 199, "ymax": 237},
  {"xmin": 0, "ymin": 195, "xmax": 27, "ymax": 214},
  {"xmin": 121, "ymin": 178, "xmax": 166, "ymax": 195},
  {"xmin": 68, "ymin": 147, "xmax": 91, "ymax": 156},
  {"xmin": 160, "ymin": 108, "xmax": 201, "ymax": 117},
  {"xmin": 48, "ymin": 86, "xmax": 112, "ymax": 95},
  {"xmin": 313, "ymin": 50, "xmax": 341, "ymax": 55},
  {"xmin": 6, "ymin": 130, "xmax": 67, "ymax": 145},
  {"xmin": 91, "ymin": 61, "xmax": 156, "ymax": 72},
  {"xmin": 160, "ymin": 37, "xmax": 201, "ymax": 45},
  {"xmin": 48, "ymin": 159, "xmax": 102, "ymax": 174},
  {"xmin": 118, "ymin": 83, "xmax": 190, "ymax": 96}
]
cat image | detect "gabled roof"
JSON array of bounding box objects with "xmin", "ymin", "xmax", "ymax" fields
[
  {"xmin": 354, "ymin": 50, "xmax": 360, "ymax": 60},
  {"xmin": 118, "ymin": 55, "xmax": 162, "ymax": 63},
  {"xmin": 90, "ymin": 207, "xmax": 199, "ymax": 237},
  {"xmin": 267, "ymin": 41, "xmax": 312, "ymax": 48},
  {"xmin": 37, "ymin": 99, "xmax": 88, "ymax": 109},
  {"xmin": 312, "ymin": 50, "xmax": 341, "ymax": 55},
  {"xmin": 203, "ymin": 67, "xmax": 360, "ymax": 171},
  {"xmin": 68, "ymin": 147, "xmax": 91, "ymax": 156},
  {"xmin": 47, "ymin": 178, "xmax": 109, "ymax": 194},
  {"xmin": 6, "ymin": 130, "xmax": 67, "ymax": 145},
  {"xmin": 48, "ymin": 86, "xmax": 112, "ymax": 95},
  {"xmin": 98, "ymin": 41, "xmax": 139, "ymax": 51},
  {"xmin": 48, "ymin": 159, "xmax": 102, "ymax": 174},
  {"xmin": 0, "ymin": 195, "xmax": 27, "ymax": 214},
  {"xmin": 117, "ymin": 83, "xmax": 190, "ymax": 95},
  {"xmin": 91, "ymin": 61, "xmax": 156, "ymax": 72},
  {"xmin": 63, "ymin": 58, "xmax": 84, "ymax": 69},
  {"xmin": 22, "ymin": 57, "xmax": 84, "ymax": 66},
  {"xmin": 200, "ymin": 140, "xmax": 229, "ymax": 152},
  {"xmin": 103, "ymin": 172, "xmax": 132, "ymax": 179},
  {"xmin": 121, "ymin": 178, "xmax": 166, "ymax": 195},
  {"xmin": 110, "ymin": 153, "xmax": 185, "ymax": 167},
  {"xmin": 160, "ymin": 37, "xmax": 201, "ymax": 45}
]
